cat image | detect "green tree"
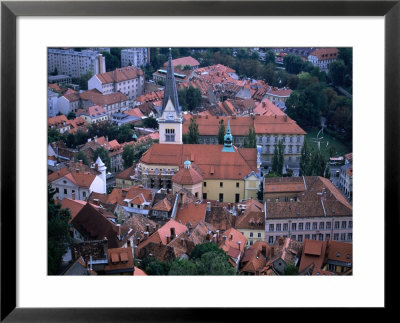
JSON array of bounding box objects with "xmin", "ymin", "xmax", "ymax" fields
[
  {"xmin": 217, "ymin": 119, "xmax": 225, "ymax": 145},
  {"xmin": 75, "ymin": 151, "xmax": 90, "ymax": 166},
  {"xmin": 194, "ymin": 251, "xmax": 236, "ymax": 275},
  {"xmin": 141, "ymin": 256, "xmax": 170, "ymax": 275},
  {"xmin": 75, "ymin": 129, "xmax": 89, "ymax": 146},
  {"xmin": 116, "ymin": 124, "xmax": 134, "ymax": 143},
  {"xmin": 324, "ymin": 161, "xmax": 331, "ymax": 179},
  {"xmin": 48, "ymin": 129, "xmax": 63, "ymax": 143},
  {"xmin": 186, "ymin": 86, "xmax": 202, "ymax": 111},
  {"xmin": 188, "ymin": 118, "xmax": 200, "ymax": 144},
  {"xmin": 78, "ymin": 70, "xmax": 93, "ymax": 91},
  {"xmin": 271, "ymin": 140, "xmax": 284, "ymax": 175},
  {"xmin": 48, "ymin": 184, "xmax": 71, "ymax": 275},
  {"xmin": 122, "ymin": 144, "xmax": 135, "ymax": 169},
  {"xmin": 66, "ymin": 112, "xmax": 76, "ymax": 120},
  {"xmin": 261, "ymin": 62, "xmax": 275, "ymax": 84},
  {"xmin": 283, "ymin": 54, "xmax": 304, "ymax": 74},
  {"xmin": 283, "ymin": 262, "xmax": 299, "ymax": 275},
  {"xmin": 264, "ymin": 50, "xmax": 276, "ymax": 65},
  {"xmin": 299, "ymin": 140, "xmax": 311, "ymax": 176},
  {"xmin": 243, "ymin": 126, "xmax": 257, "ymax": 148},
  {"xmin": 328, "ymin": 60, "xmax": 347, "ymax": 86},
  {"xmin": 183, "ymin": 64, "xmax": 192, "ymax": 71},
  {"xmin": 65, "ymin": 132, "xmax": 76, "ymax": 148},
  {"xmin": 190, "ymin": 242, "xmax": 223, "ymax": 260},
  {"xmin": 168, "ymin": 258, "xmax": 197, "ymax": 275},
  {"xmin": 93, "ymin": 146, "xmax": 111, "ymax": 170},
  {"xmin": 143, "ymin": 117, "xmax": 159, "ymax": 129},
  {"xmin": 101, "ymin": 51, "xmax": 120, "ymax": 71}
]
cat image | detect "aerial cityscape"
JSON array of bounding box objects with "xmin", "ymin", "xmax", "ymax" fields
[{"xmin": 47, "ymin": 47, "xmax": 353, "ymax": 276}]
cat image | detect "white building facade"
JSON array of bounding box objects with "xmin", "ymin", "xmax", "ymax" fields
[{"xmin": 48, "ymin": 48, "xmax": 106, "ymax": 78}]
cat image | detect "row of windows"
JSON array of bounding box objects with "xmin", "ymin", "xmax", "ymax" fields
[
  {"xmin": 258, "ymin": 135, "xmax": 302, "ymax": 143},
  {"xmin": 202, "ymin": 193, "xmax": 241, "ymax": 203},
  {"xmin": 204, "ymin": 182, "xmax": 240, "ymax": 188},
  {"xmin": 268, "ymin": 220, "xmax": 352, "ymax": 232},
  {"xmin": 55, "ymin": 187, "xmax": 86, "ymax": 197},
  {"xmin": 268, "ymin": 232, "xmax": 352, "ymax": 244}
]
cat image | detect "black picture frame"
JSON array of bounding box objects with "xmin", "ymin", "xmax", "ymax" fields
[{"xmin": 1, "ymin": 0, "xmax": 398, "ymax": 321}]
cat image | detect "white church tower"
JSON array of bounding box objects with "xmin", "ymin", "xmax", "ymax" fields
[
  {"xmin": 95, "ymin": 156, "xmax": 107, "ymax": 194},
  {"xmin": 158, "ymin": 49, "xmax": 183, "ymax": 144}
]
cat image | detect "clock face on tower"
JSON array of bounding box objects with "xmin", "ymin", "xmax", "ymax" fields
[{"xmin": 166, "ymin": 112, "xmax": 174, "ymax": 120}]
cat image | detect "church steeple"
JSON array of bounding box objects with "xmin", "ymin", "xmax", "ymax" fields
[
  {"xmin": 222, "ymin": 118, "xmax": 235, "ymax": 152},
  {"xmin": 161, "ymin": 48, "xmax": 180, "ymax": 114}
]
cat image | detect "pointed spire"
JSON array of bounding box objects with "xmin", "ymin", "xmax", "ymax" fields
[
  {"xmin": 161, "ymin": 48, "xmax": 180, "ymax": 114},
  {"xmin": 222, "ymin": 118, "xmax": 235, "ymax": 152}
]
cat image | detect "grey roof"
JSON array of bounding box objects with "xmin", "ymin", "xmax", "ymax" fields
[{"xmin": 161, "ymin": 49, "xmax": 180, "ymax": 115}]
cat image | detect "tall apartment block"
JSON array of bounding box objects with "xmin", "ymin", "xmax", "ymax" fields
[
  {"xmin": 48, "ymin": 48, "xmax": 106, "ymax": 78},
  {"xmin": 121, "ymin": 48, "xmax": 150, "ymax": 67}
]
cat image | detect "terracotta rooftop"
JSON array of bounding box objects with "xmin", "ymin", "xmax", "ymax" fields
[
  {"xmin": 175, "ymin": 202, "xmax": 207, "ymax": 226},
  {"xmin": 152, "ymin": 198, "xmax": 172, "ymax": 212},
  {"xmin": 235, "ymin": 199, "xmax": 265, "ymax": 230},
  {"xmin": 172, "ymin": 162, "xmax": 204, "ymax": 185},
  {"xmin": 104, "ymin": 247, "xmax": 134, "ymax": 273},
  {"xmin": 140, "ymin": 143, "xmax": 257, "ymax": 181},
  {"xmin": 298, "ymin": 239, "xmax": 327, "ymax": 273},
  {"xmin": 95, "ymin": 66, "xmax": 143, "ymax": 84},
  {"xmin": 309, "ymin": 48, "xmax": 338, "ymax": 61},
  {"xmin": 70, "ymin": 203, "xmax": 120, "ymax": 248},
  {"xmin": 164, "ymin": 56, "xmax": 199, "ymax": 68}
]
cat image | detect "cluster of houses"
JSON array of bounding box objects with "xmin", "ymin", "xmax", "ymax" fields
[{"xmin": 48, "ymin": 47, "xmax": 351, "ymax": 276}]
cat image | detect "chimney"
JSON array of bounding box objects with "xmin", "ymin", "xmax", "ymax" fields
[
  {"xmin": 146, "ymin": 223, "xmax": 150, "ymax": 232},
  {"xmin": 261, "ymin": 245, "xmax": 267, "ymax": 257},
  {"xmin": 278, "ymin": 236, "xmax": 284, "ymax": 245},
  {"xmin": 95, "ymin": 164, "xmax": 98, "ymax": 171},
  {"xmin": 216, "ymin": 230, "xmax": 220, "ymax": 242},
  {"xmin": 222, "ymin": 235, "xmax": 227, "ymax": 242},
  {"xmin": 152, "ymin": 225, "xmax": 157, "ymax": 233},
  {"xmin": 206, "ymin": 202, "xmax": 211, "ymax": 212},
  {"xmin": 262, "ymin": 101, "xmax": 266, "ymax": 107},
  {"xmin": 206, "ymin": 232, "xmax": 211, "ymax": 241},
  {"xmin": 271, "ymin": 247, "xmax": 274, "ymax": 257},
  {"xmin": 143, "ymin": 232, "xmax": 149, "ymax": 240},
  {"xmin": 166, "ymin": 235, "xmax": 170, "ymax": 244},
  {"xmin": 180, "ymin": 238, "xmax": 185, "ymax": 246},
  {"xmin": 230, "ymin": 234, "xmax": 233, "ymax": 240},
  {"xmin": 237, "ymin": 241, "xmax": 241, "ymax": 251},
  {"xmin": 170, "ymin": 227, "xmax": 176, "ymax": 239},
  {"xmin": 284, "ymin": 114, "xmax": 287, "ymax": 122},
  {"xmin": 136, "ymin": 236, "xmax": 141, "ymax": 245}
]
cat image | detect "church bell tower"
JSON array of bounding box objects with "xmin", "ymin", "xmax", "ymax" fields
[{"xmin": 158, "ymin": 49, "xmax": 183, "ymax": 144}]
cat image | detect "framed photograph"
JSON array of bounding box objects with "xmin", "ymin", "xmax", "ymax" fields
[{"xmin": 1, "ymin": 0, "xmax": 398, "ymax": 321}]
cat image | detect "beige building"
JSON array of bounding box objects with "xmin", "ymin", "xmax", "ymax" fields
[
  {"xmin": 264, "ymin": 176, "xmax": 353, "ymax": 245},
  {"xmin": 88, "ymin": 66, "xmax": 145, "ymax": 101}
]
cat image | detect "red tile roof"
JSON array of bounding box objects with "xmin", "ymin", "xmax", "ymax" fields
[
  {"xmin": 95, "ymin": 66, "xmax": 143, "ymax": 84},
  {"xmin": 48, "ymin": 115, "xmax": 69, "ymax": 128},
  {"xmin": 104, "ymin": 247, "xmax": 134, "ymax": 273},
  {"xmin": 310, "ymin": 48, "xmax": 338, "ymax": 61},
  {"xmin": 152, "ymin": 198, "xmax": 172, "ymax": 212},
  {"xmin": 125, "ymin": 108, "xmax": 145, "ymax": 118},
  {"xmin": 140, "ymin": 144, "xmax": 257, "ymax": 180},
  {"xmin": 172, "ymin": 163, "xmax": 204, "ymax": 185},
  {"xmin": 164, "ymin": 56, "xmax": 199, "ymax": 68},
  {"xmin": 175, "ymin": 202, "xmax": 207, "ymax": 226}
]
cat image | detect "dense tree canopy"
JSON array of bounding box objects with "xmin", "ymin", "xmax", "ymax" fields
[
  {"xmin": 92, "ymin": 146, "xmax": 111, "ymax": 170},
  {"xmin": 48, "ymin": 184, "xmax": 71, "ymax": 275}
]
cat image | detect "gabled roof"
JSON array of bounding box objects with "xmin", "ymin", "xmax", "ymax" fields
[
  {"xmin": 152, "ymin": 198, "xmax": 172, "ymax": 212},
  {"xmin": 107, "ymin": 185, "xmax": 154, "ymax": 205},
  {"xmin": 164, "ymin": 56, "xmax": 199, "ymax": 68},
  {"xmin": 95, "ymin": 66, "xmax": 143, "ymax": 84},
  {"xmin": 298, "ymin": 239, "xmax": 327, "ymax": 273},
  {"xmin": 235, "ymin": 199, "xmax": 265, "ymax": 230},
  {"xmin": 175, "ymin": 202, "xmax": 207, "ymax": 226},
  {"xmin": 71, "ymin": 203, "xmax": 120, "ymax": 248}
]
